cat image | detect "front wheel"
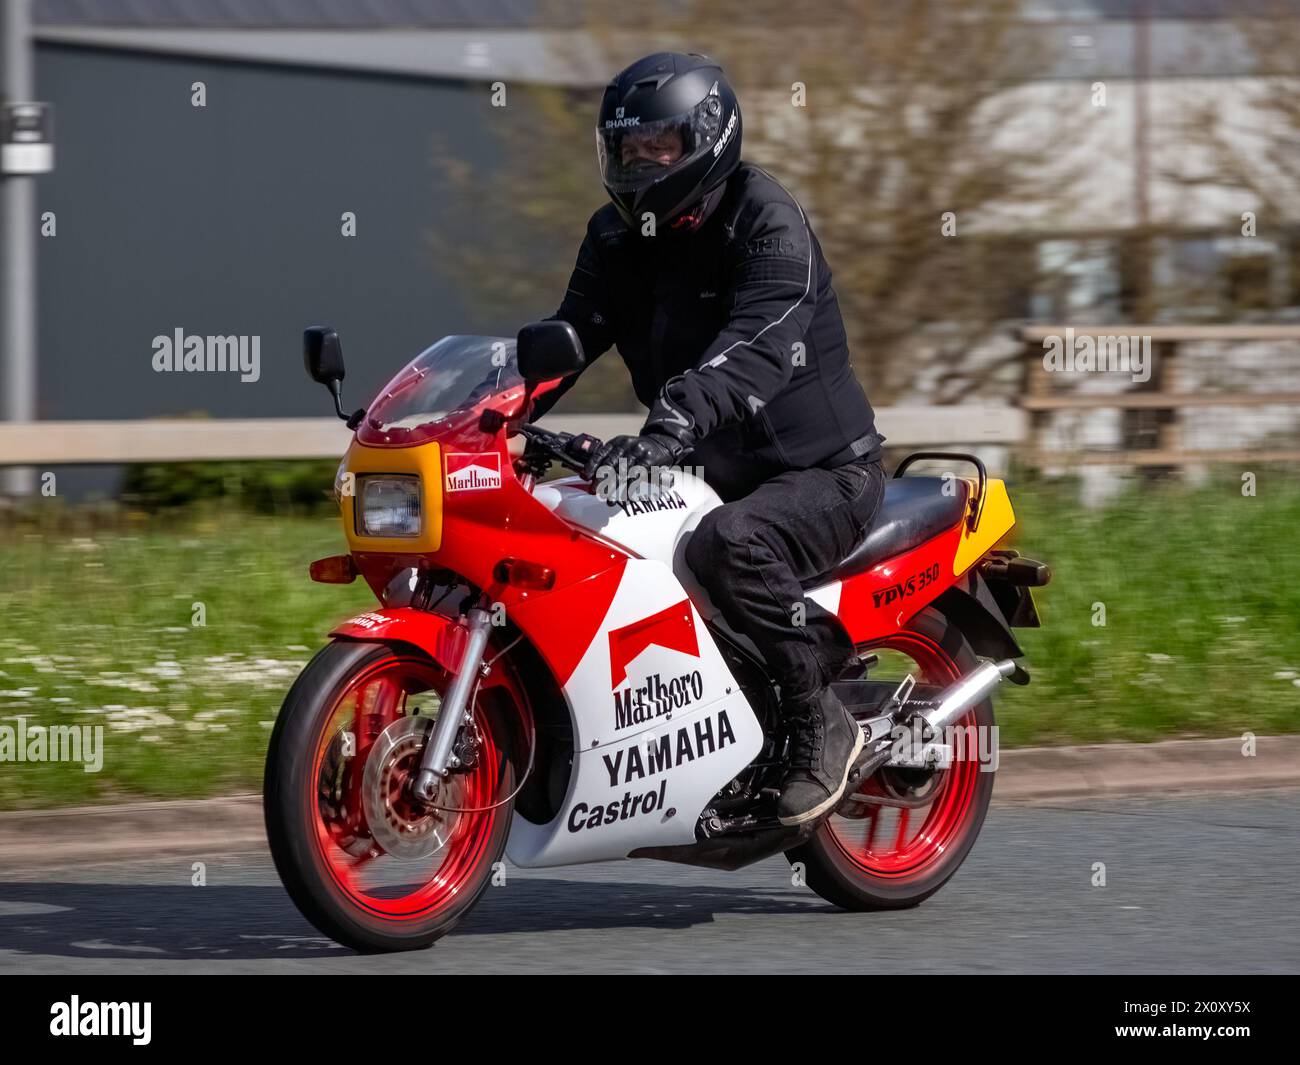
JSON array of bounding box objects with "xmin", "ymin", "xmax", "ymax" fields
[
  {"xmin": 264, "ymin": 641, "xmax": 522, "ymax": 952},
  {"xmin": 786, "ymin": 608, "xmax": 996, "ymax": 911}
]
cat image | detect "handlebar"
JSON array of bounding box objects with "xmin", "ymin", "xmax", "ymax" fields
[
  {"xmin": 513, "ymin": 424, "xmax": 677, "ymax": 497},
  {"xmin": 514, "ymin": 423, "xmax": 598, "ymax": 476}
]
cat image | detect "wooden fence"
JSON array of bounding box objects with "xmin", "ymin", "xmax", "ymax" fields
[
  {"xmin": 0, "ymin": 406, "xmax": 1027, "ymax": 467},
  {"xmin": 4, "ymin": 323, "xmax": 1298, "ymax": 474},
  {"xmin": 1017, "ymin": 324, "xmax": 1300, "ymax": 468}
]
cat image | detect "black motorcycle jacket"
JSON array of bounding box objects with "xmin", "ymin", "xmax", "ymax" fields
[{"xmin": 535, "ymin": 163, "xmax": 882, "ymax": 500}]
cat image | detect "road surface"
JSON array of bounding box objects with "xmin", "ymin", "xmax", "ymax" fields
[{"xmin": 1, "ymin": 790, "xmax": 1297, "ymax": 973}]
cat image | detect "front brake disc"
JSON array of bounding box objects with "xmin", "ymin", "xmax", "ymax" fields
[{"xmin": 361, "ymin": 716, "xmax": 465, "ymax": 861}]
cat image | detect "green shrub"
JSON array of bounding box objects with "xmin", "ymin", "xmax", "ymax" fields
[{"xmin": 121, "ymin": 460, "xmax": 339, "ymax": 513}]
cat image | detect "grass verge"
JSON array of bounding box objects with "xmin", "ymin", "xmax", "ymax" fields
[{"xmin": 1, "ymin": 476, "xmax": 1296, "ymax": 808}]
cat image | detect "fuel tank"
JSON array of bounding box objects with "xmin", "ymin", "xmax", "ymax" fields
[{"xmin": 533, "ymin": 472, "xmax": 723, "ymax": 607}]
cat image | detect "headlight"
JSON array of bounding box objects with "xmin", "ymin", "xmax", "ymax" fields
[{"xmin": 356, "ymin": 475, "xmax": 421, "ymax": 538}]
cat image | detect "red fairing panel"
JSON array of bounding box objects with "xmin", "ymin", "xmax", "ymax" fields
[
  {"xmin": 331, "ymin": 561, "xmax": 630, "ymax": 695},
  {"xmin": 506, "ymin": 559, "xmax": 628, "ymax": 688},
  {"xmin": 607, "ymin": 598, "xmax": 698, "ymax": 687},
  {"xmin": 833, "ymin": 524, "xmax": 966, "ymax": 644},
  {"xmin": 436, "ymin": 445, "xmax": 627, "ymax": 609}
]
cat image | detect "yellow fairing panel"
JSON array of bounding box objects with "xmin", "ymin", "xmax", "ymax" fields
[
  {"xmin": 340, "ymin": 440, "xmax": 444, "ymax": 554},
  {"xmin": 952, "ymin": 477, "xmax": 1015, "ymax": 577}
]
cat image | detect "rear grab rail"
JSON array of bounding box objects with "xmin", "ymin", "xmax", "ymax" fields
[{"xmin": 892, "ymin": 451, "xmax": 988, "ymax": 534}]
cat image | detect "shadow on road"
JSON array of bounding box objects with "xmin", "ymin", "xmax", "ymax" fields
[{"xmin": 0, "ymin": 875, "xmax": 821, "ymax": 960}]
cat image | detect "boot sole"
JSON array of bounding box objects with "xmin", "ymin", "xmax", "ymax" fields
[{"xmin": 777, "ymin": 725, "xmax": 866, "ymax": 828}]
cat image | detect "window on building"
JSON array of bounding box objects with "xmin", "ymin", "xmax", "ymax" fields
[{"xmin": 1033, "ymin": 238, "xmax": 1121, "ymax": 320}]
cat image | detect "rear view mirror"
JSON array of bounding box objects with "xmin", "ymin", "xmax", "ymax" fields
[
  {"xmin": 304, "ymin": 326, "xmax": 345, "ymax": 386},
  {"xmin": 517, "ymin": 320, "xmax": 586, "ymax": 383},
  {"xmin": 304, "ymin": 326, "xmax": 364, "ymax": 428}
]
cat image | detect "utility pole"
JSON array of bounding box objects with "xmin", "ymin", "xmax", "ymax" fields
[
  {"xmin": 1125, "ymin": 0, "xmax": 1163, "ymax": 473},
  {"xmin": 1132, "ymin": 0, "xmax": 1152, "ymax": 320},
  {"xmin": 1, "ymin": 0, "xmax": 38, "ymax": 497}
]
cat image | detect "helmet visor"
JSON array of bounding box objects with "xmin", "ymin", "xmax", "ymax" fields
[{"xmin": 596, "ymin": 95, "xmax": 728, "ymax": 195}]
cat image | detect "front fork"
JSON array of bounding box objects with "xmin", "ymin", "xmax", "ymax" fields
[{"xmin": 410, "ymin": 602, "xmax": 494, "ymax": 803}]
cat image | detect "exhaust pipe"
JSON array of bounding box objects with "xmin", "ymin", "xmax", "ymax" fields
[
  {"xmin": 847, "ymin": 658, "xmax": 1026, "ymax": 783},
  {"xmin": 920, "ymin": 659, "xmax": 1018, "ymax": 735}
]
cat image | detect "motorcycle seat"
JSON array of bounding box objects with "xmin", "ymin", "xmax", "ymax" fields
[{"xmin": 804, "ymin": 476, "xmax": 969, "ymax": 586}]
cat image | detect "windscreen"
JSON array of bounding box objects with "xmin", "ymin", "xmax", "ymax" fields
[{"xmin": 357, "ymin": 335, "xmax": 523, "ymax": 448}]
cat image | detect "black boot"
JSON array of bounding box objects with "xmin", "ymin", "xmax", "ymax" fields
[{"xmin": 776, "ymin": 687, "xmax": 865, "ymax": 827}]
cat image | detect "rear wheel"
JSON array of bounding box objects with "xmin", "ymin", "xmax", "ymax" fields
[
  {"xmin": 786, "ymin": 608, "xmax": 995, "ymax": 910},
  {"xmin": 264, "ymin": 641, "xmax": 524, "ymax": 952}
]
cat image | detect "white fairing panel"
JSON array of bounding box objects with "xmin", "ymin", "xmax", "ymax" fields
[
  {"xmin": 505, "ymin": 557, "xmax": 764, "ymax": 867},
  {"xmin": 533, "ymin": 472, "xmax": 725, "ymax": 617}
]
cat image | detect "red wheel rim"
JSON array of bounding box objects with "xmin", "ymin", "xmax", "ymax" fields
[
  {"xmin": 308, "ymin": 654, "xmax": 509, "ymax": 920},
  {"xmin": 825, "ymin": 630, "xmax": 983, "ymax": 882}
]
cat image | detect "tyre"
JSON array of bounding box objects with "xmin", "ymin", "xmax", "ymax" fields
[
  {"xmin": 786, "ymin": 607, "xmax": 996, "ymax": 910},
  {"xmin": 264, "ymin": 640, "xmax": 523, "ymax": 952}
]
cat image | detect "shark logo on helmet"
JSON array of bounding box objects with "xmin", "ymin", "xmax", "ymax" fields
[{"xmin": 712, "ymin": 110, "xmax": 738, "ymax": 158}]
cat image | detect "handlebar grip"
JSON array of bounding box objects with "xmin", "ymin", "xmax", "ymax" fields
[{"xmin": 563, "ymin": 432, "xmax": 604, "ymax": 464}]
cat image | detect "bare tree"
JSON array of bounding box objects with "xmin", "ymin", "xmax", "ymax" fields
[
  {"xmin": 1169, "ymin": 5, "xmax": 1300, "ymax": 220},
  {"xmin": 431, "ymin": 0, "xmax": 1083, "ymax": 408},
  {"xmin": 1162, "ymin": 3, "xmax": 1300, "ymax": 322}
]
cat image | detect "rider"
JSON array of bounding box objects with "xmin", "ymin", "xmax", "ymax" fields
[{"xmin": 530, "ymin": 52, "xmax": 886, "ymax": 827}]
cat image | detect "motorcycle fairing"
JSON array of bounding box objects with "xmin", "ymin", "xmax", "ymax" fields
[
  {"xmin": 541, "ymin": 466, "xmax": 1017, "ymax": 652},
  {"xmin": 534, "ymin": 470, "xmax": 718, "ymax": 569},
  {"xmin": 331, "ymin": 458, "xmax": 1013, "ymax": 867},
  {"xmin": 504, "ymin": 557, "xmax": 764, "ymax": 867},
  {"xmin": 332, "ymin": 559, "xmax": 764, "ymax": 868},
  {"xmin": 533, "ymin": 469, "xmax": 729, "ymax": 620},
  {"xmin": 342, "ymin": 434, "xmax": 623, "ymax": 607},
  {"xmin": 810, "ymin": 478, "xmax": 1017, "ymax": 644}
]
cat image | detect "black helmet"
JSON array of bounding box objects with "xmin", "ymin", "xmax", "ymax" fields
[{"xmin": 596, "ymin": 52, "xmax": 742, "ymax": 231}]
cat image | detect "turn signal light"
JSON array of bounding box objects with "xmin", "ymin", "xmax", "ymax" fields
[
  {"xmin": 494, "ymin": 557, "xmax": 556, "ymax": 591},
  {"xmin": 310, "ymin": 555, "xmax": 358, "ymax": 584}
]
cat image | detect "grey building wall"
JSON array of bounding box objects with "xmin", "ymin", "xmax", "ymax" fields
[{"xmin": 34, "ymin": 44, "xmax": 525, "ymax": 433}]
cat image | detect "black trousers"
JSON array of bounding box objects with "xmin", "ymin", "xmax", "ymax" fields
[{"xmin": 686, "ymin": 458, "xmax": 887, "ymax": 704}]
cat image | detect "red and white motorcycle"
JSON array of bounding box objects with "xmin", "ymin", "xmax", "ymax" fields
[{"xmin": 263, "ymin": 321, "xmax": 1049, "ymax": 952}]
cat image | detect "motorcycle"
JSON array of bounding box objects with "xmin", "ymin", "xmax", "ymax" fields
[{"xmin": 263, "ymin": 320, "xmax": 1050, "ymax": 952}]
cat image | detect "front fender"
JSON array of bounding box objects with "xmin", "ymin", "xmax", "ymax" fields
[{"xmin": 330, "ymin": 608, "xmax": 471, "ymax": 674}]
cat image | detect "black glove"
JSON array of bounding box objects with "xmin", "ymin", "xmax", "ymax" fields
[
  {"xmin": 583, "ymin": 432, "xmax": 683, "ymax": 501},
  {"xmin": 561, "ymin": 432, "xmax": 603, "ymax": 467}
]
